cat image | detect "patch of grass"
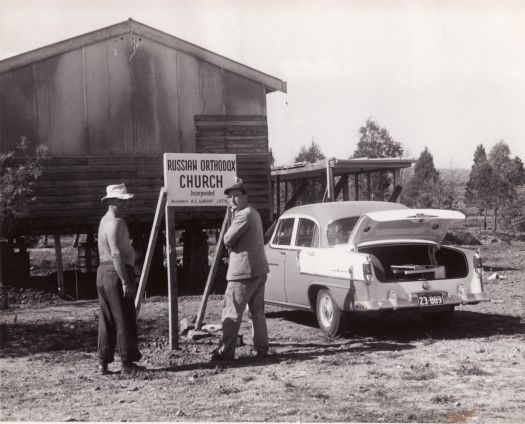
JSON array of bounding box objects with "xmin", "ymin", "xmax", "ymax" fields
[
  {"xmin": 217, "ymin": 386, "xmax": 240, "ymax": 395},
  {"xmin": 431, "ymin": 394, "xmax": 457, "ymax": 404},
  {"xmin": 312, "ymin": 391, "xmax": 330, "ymax": 400},
  {"xmin": 283, "ymin": 380, "xmax": 297, "ymax": 389},
  {"xmin": 367, "ymin": 369, "xmax": 390, "ymax": 379},
  {"xmin": 456, "ymin": 363, "xmax": 490, "ymax": 376},
  {"xmin": 401, "ymin": 363, "xmax": 437, "ymax": 380},
  {"xmin": 401, "ymin": 370, "xmax": 437, "ymax": 380}
]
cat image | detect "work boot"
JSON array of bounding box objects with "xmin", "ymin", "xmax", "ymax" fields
[
  {"xmin": 98, "ymin": 360, "xmax": 110, "ymax": 375},
  {"xmin": 210, "ymin": 348, "xmax": 234, "ymax": 362}
]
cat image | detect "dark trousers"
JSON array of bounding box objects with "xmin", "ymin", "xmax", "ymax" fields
[{"xmin": 96, "ymin": 263, "xmax": 141, "ymax": 364}]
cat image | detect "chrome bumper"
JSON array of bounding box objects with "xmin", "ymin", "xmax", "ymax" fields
[{"xmin": 353, "ymin": 292, "xmax": 490, "ymax": 311}]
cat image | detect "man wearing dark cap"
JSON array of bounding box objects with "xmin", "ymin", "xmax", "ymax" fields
[
  {"xmin": 97, "ymin": 183, "xmax": 143, "ymax": 375},
  {"xmin": 211, "ymin": 179, "xmax": 270, "ymax": 360}
]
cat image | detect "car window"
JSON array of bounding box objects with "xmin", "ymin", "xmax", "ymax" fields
[
  {"xmin": 327, "ymin": 216, "xmax": 360, "ymax": 246},
  {"xmin": 271, "ymin": 218, "xmax": 295, "ymax": 246},
  {"xmin": 295, "ymin": 218, "xmax": 319, "ymax": 248}
]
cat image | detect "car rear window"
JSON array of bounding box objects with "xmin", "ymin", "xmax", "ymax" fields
[{"xmin": 327, "ymin": 216, "xmax": 360, "ymax": 246}]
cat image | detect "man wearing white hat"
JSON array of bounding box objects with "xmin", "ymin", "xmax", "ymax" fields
[{"xmin": 96, "ymin": 183, "xmax": 142, "ymax": 375}]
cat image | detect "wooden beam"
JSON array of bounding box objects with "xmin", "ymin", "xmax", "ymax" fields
[
  {"xmin": 285, "ymin": 180, "xmax": 308, "ymax": 210},
  {"xmin": 354, "ymin": 174, "xmax": 359, "ymax": 200},
  {"xmin": 135, "ymin": 187, "xmax": 167, "ymax": 314},
  {"xmin": 195, "ymin": 208, "xmax": 231, "ymax": 330},
  {"xmin": 54, "ymin": 235, "xmax": 65, "ymax": 297},
  {"xmin": 367, "ymin": 172, "xmax": 371, "ymax": 200},
  {"xmin": 388, "ymin": 185, "xmax": 403, "ymax": 203},
  {"xmin": 380, "ymin": 171, "xmax": 384, "ymax": 200},
  {"xmin": 276, "ymin": 175, "xmax": 281, "ymax": 216},
  {"xmin": 334, "ymin": 175, "xmax": 349, "ymax": 200},
  {"xmin": 165, "ymin": 206, "xmax": 178, "ymax": 350},
  {"xmin": 326, "ymin": 159, "xmax": 335, "ymax": 202}
]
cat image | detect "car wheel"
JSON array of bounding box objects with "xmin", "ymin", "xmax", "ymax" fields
[{"xmin": 316, "ymin": 289, "xmax": 343, "ymax": 337}]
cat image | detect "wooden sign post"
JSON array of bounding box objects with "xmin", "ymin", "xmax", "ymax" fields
[
  {"xmin": 135, "ymin": 187, "xmax": 167, "ymax": 313},
  {"xmin": 195, "ymin": 207, "xmax": 231, "ymax": 330},
  {"xmin": 158, "ymin": 153, "xmax": 237, "ymax": 349},
  {"xmin": 165, "ymin": 206, "xmax": 178, "ymax": 349}
]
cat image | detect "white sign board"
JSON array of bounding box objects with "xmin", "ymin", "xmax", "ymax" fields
[{"xmin": 163, "ymin": 153, "xmax": 237, "ymax": 207}]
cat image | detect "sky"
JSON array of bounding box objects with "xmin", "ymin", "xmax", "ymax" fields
[{"xmin": 1, "ymin": 0, "xmax": 524, "ymax": 169}]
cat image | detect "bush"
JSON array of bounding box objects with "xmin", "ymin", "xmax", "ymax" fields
[
  {"xmin": 0, "ymin": 138, "xmax": 48, "ymax": 237},
  {"xmin": 499, "ymin": 198, "xmax": 525, "ymax": 233}
]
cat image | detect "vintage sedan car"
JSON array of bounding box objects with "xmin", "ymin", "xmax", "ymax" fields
[{"xmin": 264, "ymin": 201, "xmax": 489, "ymax": 336}]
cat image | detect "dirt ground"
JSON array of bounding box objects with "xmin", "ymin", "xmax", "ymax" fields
[{"xmin": 1, "ymin": 242, "xmax": 524, "ymax": 423}]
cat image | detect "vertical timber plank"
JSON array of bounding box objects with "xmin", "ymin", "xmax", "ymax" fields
[{"xmin": 165, "ymin": 206, "xmax": 178, "ymax": 349}]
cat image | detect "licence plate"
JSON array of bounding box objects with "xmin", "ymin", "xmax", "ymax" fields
[{"xmin": 417, "ymin": 293, "xmax": 444, "ymax": 306}]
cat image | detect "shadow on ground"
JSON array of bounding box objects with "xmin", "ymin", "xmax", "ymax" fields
[
  {"xmin": 266, "ymin": 309, "xmax": 525, "ymax": 342},
  {"xmin": 0, "ymin": 320, "xmax": 97, "ymax": 358}
]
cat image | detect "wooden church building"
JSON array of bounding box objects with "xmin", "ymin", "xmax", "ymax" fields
[{"xmin": 0, "ymin": 19, "xmax": 286, "ymax": 292}]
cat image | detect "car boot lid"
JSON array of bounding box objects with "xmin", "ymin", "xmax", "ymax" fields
[{"xmin": 348, "ymin": 209, "xmax": 465, "ymax": 247}]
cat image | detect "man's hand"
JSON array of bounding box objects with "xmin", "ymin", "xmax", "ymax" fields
[{"xmin": 122, "ymin": 284, "xmax": 136, "ymax": 299}]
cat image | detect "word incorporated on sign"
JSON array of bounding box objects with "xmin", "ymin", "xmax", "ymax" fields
[{"xmin": 163, "ymin": 153, "xmax": 237, "ymax": 207}]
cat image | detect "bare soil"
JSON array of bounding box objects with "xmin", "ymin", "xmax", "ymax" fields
[{"xmin": 1, "ymin": 242, "xmax": 524, "ymax": 422}]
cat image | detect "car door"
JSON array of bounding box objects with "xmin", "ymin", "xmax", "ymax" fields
[
  {"xmin": 265, "ymin": 217, "xmax": 296, "ymax": 303},
  {"xmin": 284, "ymin": 217, "xmax": 320, "ymax": 308}
]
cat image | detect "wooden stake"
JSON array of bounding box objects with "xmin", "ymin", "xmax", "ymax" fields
[
  {"xmin": 195, "ymin": 208, "xmax": 231, "ymax": 330},
  {"xmin": 135, "ymin": 187, "xmax": 167, "ymax": 313},
  {"xmin": 54, "ymin": 235, "xmax": 64, "ymax": 297},
  {"xmin": 326, "ymin": 158, "xmax": 335, "ymax": 202},
  {"xmin": 165, "ymin": 206, "xmax": 178, "ymax": 350}
]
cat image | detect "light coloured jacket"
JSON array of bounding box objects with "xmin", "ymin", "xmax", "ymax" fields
[{"xmin": 224, "ymin": 205, "xmax": 269, "ymax": 280}]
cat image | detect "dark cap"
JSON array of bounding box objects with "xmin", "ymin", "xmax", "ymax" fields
[{"xmin": 224, "ymin": 181, "xmax": 247, "ymax": 195}]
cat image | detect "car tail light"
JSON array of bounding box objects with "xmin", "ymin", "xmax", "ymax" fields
[
  {"xmin": 474, "ymin": 250, "xmax": 484, "ymax": 290},
  {"xmin": 474, "ymin": 251, "xmax": 483, "ymax": 276},
  {"xmin": 363, "ymin": 260, "xmax": 372, "ymax": 283}
]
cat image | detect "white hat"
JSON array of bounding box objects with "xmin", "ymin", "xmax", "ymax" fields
[{"xmin": 101, "ymin": 183, "xmax": 134, "ymax": 201}]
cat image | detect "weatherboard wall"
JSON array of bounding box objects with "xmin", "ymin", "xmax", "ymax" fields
[{"xmin": 0, "ymin": 29, "xmax": 271, "ymax": 235}]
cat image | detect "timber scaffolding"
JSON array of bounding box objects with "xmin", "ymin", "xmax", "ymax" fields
[{"xmin": 271, "ymin": 157, "xmax": 415, "ymax": 218}]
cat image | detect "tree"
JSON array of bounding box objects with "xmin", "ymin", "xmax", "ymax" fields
[
  {"xmin": 352, "ymin": 118, "xmax": 404, "ymax": 199},
  {"xmin": 465, "ymin": 141, "xmax": 525, "ymax": 232},
  {"xmin": 500, "ymin": 198, "xmax": 525, "ymax": 233},
  {"xmin": 487, "ymin": 141, "xmax": 525, "ymax": 231},
  {"xmin": 0, "ymin": 138, "xmax": 48, "ymax": 237},
  {"xmin": 431, "ymin": 168, "xmax": 460, "ymax": 210},
  {"xmin": 352, "ymin": 117, "xmax": 403, "ymax": 159},
  {"xmin": 1, "ymin": 138, "xmax": 47, "ymax": 309},
  {"xmin": 465, "ymin": 145, "xmax": 494, "ymax": 229},
  {"xmin": 294, "ymin": 139, "xmax": 326, "ymax": 163},
  {"xmin": 401, "ymin": 147, "xmax": 441, "ymax": 208}
]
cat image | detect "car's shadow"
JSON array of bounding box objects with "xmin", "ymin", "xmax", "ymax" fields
[{"xmin": 266, "ymin": 309, "xmax": 525, "ymax": 342}]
